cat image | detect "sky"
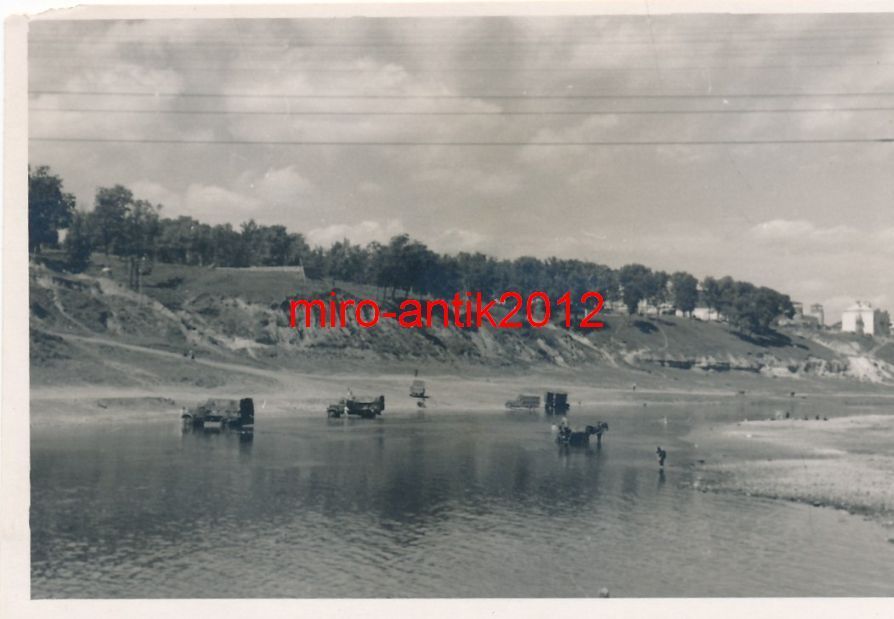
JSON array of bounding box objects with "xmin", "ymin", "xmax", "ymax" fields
[{"xmin": 27, "ymin": 13, "xmax": 894, "ymax": 323}]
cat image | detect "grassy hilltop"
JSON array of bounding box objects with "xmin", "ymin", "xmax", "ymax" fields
[{"xmin": 28, "ymin": 253, "xmax": 894, "ymax": 395}]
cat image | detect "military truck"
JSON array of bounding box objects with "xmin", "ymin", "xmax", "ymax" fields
[
  {"xmin": 181, "ymin": 397, "xmax": 254, "ymax": 432},
  {"xmin": 327, "ymin": 395, "xmax": 386, "ymax": 419},
  {"xmin": 505, "ymin": 394, "xmax": 541, "ymax": 411}
]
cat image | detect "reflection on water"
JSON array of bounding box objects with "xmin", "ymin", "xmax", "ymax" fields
[{"xmin": 31, "ymin": 407, "xmax": 894, "ymax": 598}]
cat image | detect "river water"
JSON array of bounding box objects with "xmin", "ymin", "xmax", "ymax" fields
[{"xmin": 31, "ymin": 405, "xmax": 894, "ymax": 598}]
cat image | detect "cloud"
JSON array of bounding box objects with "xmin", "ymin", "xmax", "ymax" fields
[
  {"xmin": 429, "ymin": 228, "xmax": 489, "ymax": 253},
  {"xmin": 182, "ymin": 184, "xmax": 263, "ymax": 222},
  {"xmin": 747, "ymin": 219, "xmax": 859, "ymax": 247},
  {"xmin": 306, "ymin": 219, "xmax": 405, "ymax": 247},
  {"xmin": 129, "ymin": 180, "xmax": 183, "ymax": 212},
  {"xmin": 236, "ymin": 166, "xmax": 315, "ymax": 205},
  {"xmin": 129, "ymin": 181, "xmax": 262, "ymax": 223},
  {"xmin": 874, "ymin": 227, "xmax": 894, "ymax": 252},
  {"xmin": 415, "ymin": 167, "xmax": 522, "ymax": 197}
]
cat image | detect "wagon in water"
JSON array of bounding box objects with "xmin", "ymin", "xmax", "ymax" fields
[
  {"xmin": 505, "ymin": 394, "xmax": 541, "ymax": 411},
  {"xmin": 555, "ymin": 420, "xmax": 609, "ymax": 447},
  {"xmin": 327, "ymin": 395, "xmax": 386, "ymax": 419},
  {"xmin": 181, "ymin": 397, "xmax": 255, "ymax": 432}
]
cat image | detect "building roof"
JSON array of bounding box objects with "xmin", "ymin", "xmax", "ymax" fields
[{"xmin": 844, "ymin": 301, "xmax": 874, "ymax": 312}]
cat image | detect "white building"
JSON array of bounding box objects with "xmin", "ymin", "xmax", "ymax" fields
[
  {"xmin": 840, "ymin": 301, "xmax": 890, "ymax": 336},
  {"xmin": 691, "ymin": 307, "xmax": 723, "ymax": 322}
]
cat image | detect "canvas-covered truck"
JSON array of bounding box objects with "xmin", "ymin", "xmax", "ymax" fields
[
  {"xmin": 327, "ymin": 395, "xmax": 386, "ymax": 419},
  {"xmin": 544, "ymin": 391, "xmax": 570, "ymax": 415},
  {"xmin": 505, "ymin": 394, "xmax": 541, "ymax": 411}
]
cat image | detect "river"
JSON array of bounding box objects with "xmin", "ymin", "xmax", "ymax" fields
[{"xmin": 30, "ymin": 404, "xmax": 894, "ymax": 597}]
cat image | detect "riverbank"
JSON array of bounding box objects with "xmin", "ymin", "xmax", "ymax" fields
[
  {"xmin": 29, "ymin": 366, "xmax": 894, "ymax": 425},
  {"xmin": 685, "ymin": 414, "xmax": 894, "ymax": 528}
]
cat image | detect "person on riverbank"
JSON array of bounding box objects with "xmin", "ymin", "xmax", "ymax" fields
[{"xmin": 656, "ymin": 446, "xmax": 667, "ymax": 468}]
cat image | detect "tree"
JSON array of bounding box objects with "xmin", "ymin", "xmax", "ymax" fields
[
  {"xmin": 207, "ymin": 223, "xmax": 238, "ymax": 266},
  {"xmin": 727, "ymin": 285, "xmax": 794, "ymax": 334},
  {"xmin": 121, "ymin": 199, "xmax": 160, "ymax": 290},
  {"xmin": 63, "ymin": 211, "xmax": 93, "ymax": 273},
  {"xmin": 284, "ymin": 233, "xmax": 310, "ymax": 267},
  {"xmin": 325, "ymin": 239, "xmax": 367, "ymax": 282},
  {"xmin": 510, "ymin": 256, "xmax": 545, "ymax": 296},
  {"xmin": 618, "ymin": 264, "xmax": 653, "ymax": 315},
  {"xmin": 260, "ymin": 225, "xmax": 291, "ymax": 266},
  {"xmin": 701, "ymin": 274, "xmax": 793, "ymax": 334},
  {"xmin": 702, "ymin": 276, "xmax": 721, "ymax": 312},
  {"xmin": 28, "ymin": 165, "xmax": 76, "ymax": 254},
  {"xmin": 236, "ymin": 219, "xmax": 260, "ymax": 266},
  {"xmin": 91, "ymin": 185, "xmax": 133, "ymax": 256},
  {"xmin": 648, "ymin": 270, "xmax": 670, "ymax": 307},
  {"xmin": 382, "ymin": 234, "xmax": 412, "ymax": 297},
  {"xmin": 670, "ymin": 271, "xmax": 699, "ymax": 315},
  {"xmin": 157, "ymin": 216, "xmax": 198, "ymax": 264}
]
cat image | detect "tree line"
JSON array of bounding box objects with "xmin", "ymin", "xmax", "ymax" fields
[{"xmin": 28, "ymin": 165, "xmax": 794, "ymax": 333}]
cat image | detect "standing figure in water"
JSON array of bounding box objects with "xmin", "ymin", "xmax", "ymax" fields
[{"xmin": 656, "ymin": 446, "xmax": 667, "ymax": 468}]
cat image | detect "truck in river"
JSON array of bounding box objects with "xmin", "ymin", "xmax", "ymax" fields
[
  {"xmin": 181, "ymin": 398, "xmax": 255, "ymax": 432},
  {"xmin": 505, "ymin": 394, "xmax": 541, "ymax": 411},
  {"xmin": 327, "ymin": 395, "xmax": 386, "ymax": 419},
  {"xmin": 544, "ymin": 391, "xmax": 570, "ymax": 415},
  {"xmin": 410, "ymin": 378, "xmax": 430, "ymax": 408}
]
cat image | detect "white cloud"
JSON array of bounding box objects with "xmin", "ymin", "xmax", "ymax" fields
[
  {"xmin": 173, "ymin": 184, "xmax": 262, "ymax": 224},
  {"xmin": 306, "ymin": 219, "xmax": 405, "ymax": 247},
  {"xmin": 430, "ymin": 228, "xmax": 489, "ymax": 253},
  {"xmin": 128, "ymin": 181, "xmax": 262, "ymax": 223},
  {"xmin": 748, "ymin": 219, "xmax": 859, "ymax": 246},
  {"xmin": 749, "ymin": 219, "xmax": 819, "ymax": 239},
  {"xmin": 874, "ymin": 227, "xmax": 894, "ymax": 252},
  {"xmin": 236, "ymin": 166, "xmax": 315, "ymax": 205},
  {"xmin": 129, "ymin": 180, "xmax": 183, "ymax": 212},
  {"xmin": 415, "ymin": 167, "xmax": 521, "ymax": 197}
]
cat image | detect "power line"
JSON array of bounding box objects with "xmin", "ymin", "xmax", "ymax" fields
[
  {"xmin": 30, "ymin": 136, "xmax": 894, "ymax": 146},
  {"xmin": 29, "ymin": 89, "xmax": 894, "ymax": 100},
  {"xmin": 29, "ymin": 22, "xmax": 894, "ymax": 35},
  {"xmin": 26, "ymin": 32, "xmax": 894, "ymax": 47},
  {"xmin": 27, "ymin": 106, "xmax": 894, "ymax": 117},
  {"xmin": 28, "ymin": 48, "xmax": 891, "ymax": 61},
  {"xmin": 26, "ymin": 61, "xmax": 894, "ymax": 74}
]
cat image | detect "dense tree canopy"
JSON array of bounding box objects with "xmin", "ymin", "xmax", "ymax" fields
[
  {"xmin": 670, "ymin": 271, "xmax": 699, "ymax": 315},
  {"xmin": 618, "ymin": 264, "xmax": 654, "ymax": 315},
  {"xmin": 32, "ymin": 167, "xmax": 795, "ymax": 334}
]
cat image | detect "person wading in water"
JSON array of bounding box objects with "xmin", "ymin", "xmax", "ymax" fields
[{"xmin": 656, "ymin": 446, "xmax": 667, "ymax": 468}]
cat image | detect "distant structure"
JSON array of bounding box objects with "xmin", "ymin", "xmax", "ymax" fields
[
  {"xmin": 780, "ymin": 301, "xmax": 823, "ymax": 329},
  {"xmin": 218, "ymin": 264, "xmax": 306, "ymax": 281},
  {"xmin": 638, "ymin": 300, "xmax": 674, "ymax": 316},
  {"xmin": 805, "ymin": 303, "xmax": 825, "ymax": 327},
  {"xmin": 691, "ymin": 307, "xmax": 723, "ymax": 321},
  {"xmin": 840, "ymin": 301, "xmax": 890, "ymax": 336}
]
